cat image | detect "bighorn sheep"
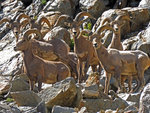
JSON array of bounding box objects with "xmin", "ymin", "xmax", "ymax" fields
[
  {"xmin": 72, "ymin": 29, "xmax": 101, "ymax": 82},
  {"xmin": 107, "ymin": 15, "xmax": 132, "ymax": 50},
  {"xmin": 0, "ymin": 17, "xmax": 21, "ymax": 41},
  {"xmin": 91, "ymin": 25, "xmax": 150, "ymax": 94},
  {"xmin": 18, "ymin": 29, "xmax": 78, "ymax": 80},
  {"xmin": 14, "ymin": 29, "xmax": 71, "ymax": 91}
]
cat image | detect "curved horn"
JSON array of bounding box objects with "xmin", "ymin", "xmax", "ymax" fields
[
  {"xmin": 0, "ymin": 18, "xmax": 10, "ymax": 25},
  {"xmin": 54, "ymin": 15, "xmax": 73, "ymax": 27},
  {"xmin": 77, "ymin": 29, "xmax": 92, "ymax": 39},
  {"xmin": 74, "ymin": 11, "xmax": 95, "ymax": 22},
  {"xmin": 23, "ymin": 29, "xmax": 43, "ymax": 40},
  {"xmin": 101, "ymin": 18, "xmax": 111, "ymax": 26},
  {"xmin": 37, "ymin": 17, "xmax": 51, "ymax": 28},
  {"xmin": 20, "ymin": 19, "xmax": 30, "ymax": 30},
  {"xmin": 16, "ymin": 13, "xmax": 30, "ymax": 23},
  {"xmin": 115, "ymin": 15, "xmax": 132, "ymax": 22},
  {"xmin": 96, "ymin": 25, "xmax": 115, "ymax": 35}
]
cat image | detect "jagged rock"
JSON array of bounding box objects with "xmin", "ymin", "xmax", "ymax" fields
[
  {"xmin": 118, "ymin": 92, "xmax": 140, "ymax": 107},
  {"xmin": 26, "ymin": 0, "xmax": 43, "ymax": 16},
  {"xmin": 82, "ymin": 84, "xmax": 110, "ymax": 99},
  {"xmin": 18, "ymin": 100, "xmax": 47, "ymax": 113},
  {"xmin": 44, "ymin": 26, "xmax": 71, "ymax": 46},
  {"xmin": 78, "ymin": 107, "xmax": 87, "ymax": 113},
  {"xmin": 0, "ymin": 33, "xmax": 23, "ymax": 76},
  {"xmin": 11, "ymin": 90, "xmax": 42, "ymax": 107},
  {"xmin": 51, "ymin": 105, "xmax": 75, "ymax": 113},
  {"xmin": 131, "ymin": 24, "xmax": 150, "ymax": 56},
  {"xmin": 79, "ymin": 0, "xmax": 106, "ymax": 19},
  {"xmin": 0, "ymin": 76, "xmax": 11, "ymax": 95},
  {"xmin": 81, "ymin": 98, "xmax": 128, "ymax": 113},
  {"xmin": 139, "ymin": 0, "xmax": 150, "ymax": 8},
  {"xmin": 0, "ymin": 104, "xmax": 21, "ymax": 113},
  {"xmin": 139, "ymin": 83, "xmax": 150, "ymax": 113},
  {"xmin": 73, "ymin": 83, "xmax": 83, "ymax": 108},
  {"xmin": 123, "ymin": 105, "xmax": 138, "ymax": 113},
  {"xmin": 38, "ymin": 77, "xmax": 77, "ymax": 110},
  {"xmin": 43, "ymin": 0, "xmax": 77, "ymax": 17}
]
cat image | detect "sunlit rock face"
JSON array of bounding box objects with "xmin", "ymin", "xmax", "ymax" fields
[{"xmin": 0, "ymin": 31, "xmax": 23, "ymax": 76}]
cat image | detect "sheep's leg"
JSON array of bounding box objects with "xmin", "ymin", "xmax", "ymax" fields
[
  {"xmin": 104, "ymin": 72, "xmax": 111, "ymax": 94},
  {"xmin": 128, "ymin": 76, "xmax": 133, "ymax": 93},
  {"xmin": 134, "ymin": 70, "xmax": 145, "ymax": 92},
  {"xmin": 91, "ymin": 65, "xmax": 97, "ymax": 72},
  {"xmin": 114, "ymin": 68, "xmax": 122, "ymax": 93},
  {"xmin": 29, "ymin": 80, "xmax": 35, "ymax": 91},
  {"xmin": 121, "ymin": 75, "xmax": 126, "ymax": 93},
  {"xmin": 84, "ymin": 60, "xmax": 90, "ymax": 76},
  {"xmin": 37, "ymin": 75, "xmax": 42, "ymax": 92},
  {"xmin": 77, "ymin": 59, "xmax": 82, "ymax": 83}
]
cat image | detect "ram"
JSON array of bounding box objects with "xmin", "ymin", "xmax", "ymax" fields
[
  {"xmin": 14, "ymin": 29, "xmax": 71, "ymax": 91},
  {"xmin": 91, "ymin": 25, "xmax": 150, "ymax": 94}
]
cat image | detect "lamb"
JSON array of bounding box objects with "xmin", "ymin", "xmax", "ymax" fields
[
  {"xmin": 90, "ymin": 25, "xmax": 150, "ymax": 94},
  {"xmin": 14, "ymin": 29, "xmax": 71, "ymax": 91}
]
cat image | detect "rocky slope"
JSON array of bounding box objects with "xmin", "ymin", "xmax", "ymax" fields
[{"xmin": 0, "ymin": 0, "xmax": 150, "ymax": 113}]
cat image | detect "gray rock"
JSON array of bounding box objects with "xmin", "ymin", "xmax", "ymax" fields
[
  {"xmin": 0, "ymin": 33, "xmax": 23, "ymax": 76},
  {"xmin": 79, "ymin": 0, "xmax": 106, "ymax": 19},
  {"xmin": 11, "ymin": 90, "xmax": 42, "ymax": 107},
  {"xmin": 38, "ymin": 77, "xmax": 77, "ymax": 110},
  {"xmin": 18, "ymin": 101, "xmax": 47, "ymax": 113},
  {"xmin": 26, "ymin": 0, "xmax": 43, "ymax": 16},
  {"xmin": 139, "ymin": 0, "xmax": 150, "ymax": 9},
  {"xmin": 52, "ymin": 105, "xmax": 75, "ymax": 113},
  {"xmin": 0, "ymin": 76, "xmax": 11, "ymax": 95},
  {"xmin": 0, "ymin": 104, "xmax": 21, "ymax": 113},
  {"xmin": 44, "ymin": 26, "xmax": 71, "ymax": 46},
  {"xmin": 10, "ymin": 75, "xmax": 30, "ymax": 92},
  {"xmin": 139, "ymin": 83, "xmax": 150, "ymax": 113},
  {"xmin": 82, "ymin": 98, "xmax": 128, "ymax": 113},
  {"xmin": 124, "ymin": 105, "xmax": 138, "ymax": 113},
  {"xmin": 43, "ymin": 0, "xmax": 76, "ymax": 17},
  {"xmin": 73, "ymin": 83, "xmax": 83, "ymax": 108}
]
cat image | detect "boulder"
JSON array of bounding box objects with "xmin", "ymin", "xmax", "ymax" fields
[
  {"xmin": 81, "ymin": 98, "xmax": 128, "ymax": 113},
  {"xmin": 44, "ymin": 26, "xmax": 71, "ymax": 46},
  {"xmin": 79, "ymin": 0, "xmax": 106, "ymax": 19},
  {"xmin": 11, "ymin": 90, "xmax": 42, "ymax": 107},
  {"xmin": 38, "ymin": 77, "xmax": 77, "ymax": 110},
  {"xmin": 10, "ymin": 74, "xmax": 30, "ymax": 92},
  {"xmin": 139, "ymin": 83, "xmax": 150, "ymax": 113},
  {"xmin": 51, "ymin": 105, "xmax": 75, "ymax": 113},
  {"xmin": 43, "ymin": 0, "xmax": 77, "ymax": 17}
]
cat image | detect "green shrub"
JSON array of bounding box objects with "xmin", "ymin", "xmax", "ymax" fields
[
  {"xmin": 41, "ymin": 0, "xmax": 47, "ymax": 5},
  {"xmin": 6, "ymin": 98, "xmax": 14, "ymax": 102},
  {"xmin": 70, "ymin": 38, "xmax": 74, "ymax": 51}
]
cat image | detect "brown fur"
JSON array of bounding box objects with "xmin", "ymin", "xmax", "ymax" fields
[
  {"xmin": 14, "ymin": 32, "xmax": 71, "ymax": 91},
  {"xmin": 92, "ymin": 30, "xmax": 150, "ymax": 94}
]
